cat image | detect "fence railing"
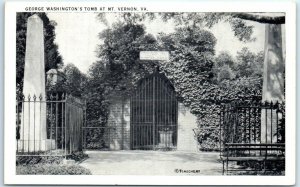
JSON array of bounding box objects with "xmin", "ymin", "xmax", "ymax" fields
[
  {"xmin": 16, "ymin": 93, "xmax": 86, "ymax": 156},
  {"xmin": 219, "ymin": 101, "xmax": 285, "ymax": 174},
  {"xmin": 220, "ymin": 101, "xmax": 285, "ymax": 148}
]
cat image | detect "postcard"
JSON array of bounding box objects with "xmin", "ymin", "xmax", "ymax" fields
[{"xmin": 4, "ymin": 1, "xmax": 296, "ymax": 185}]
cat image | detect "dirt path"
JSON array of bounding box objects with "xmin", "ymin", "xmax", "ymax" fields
[{"xmin": 79, "ymin": 150, "xmax": 223, "ymax": 175}]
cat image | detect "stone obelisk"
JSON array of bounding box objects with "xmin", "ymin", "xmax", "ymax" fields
[
  {"xmin": 20, "ymin": 14, "xmax": 47, "ymax": 152},
  {"xmin": 260, "ymin": 24, "xmax": 285, "ymax": 143}
]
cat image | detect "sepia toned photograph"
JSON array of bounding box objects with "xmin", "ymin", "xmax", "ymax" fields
[{"xmin": 5, "ymin": 1, "xmax": 296, "ymax": 185}]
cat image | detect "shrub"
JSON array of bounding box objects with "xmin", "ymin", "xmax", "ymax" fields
[
  {"xmin": 16, "ymin": 151, "xmax": 91, "ymax": 175},
  {"xmin": 16, "ymin": 156, "xmax": 63, "ymax": 165},
  {"xmin": 67, "ymin": 151, "xmax": 89, "ymax": 162},
  {"xmin": 234, "ymin": 161, "xmax": 285, "ymax": 176},
  {"xmin": 17, "ymin": 151, "xmax": 89, "ymax": 165},
  {"xmin": 16, "ymin": 163, "xmax": 91, "ymax": 175},
  {"xmin": 196, "ymin": 128, "xmax": 220, "ymax": 151}
]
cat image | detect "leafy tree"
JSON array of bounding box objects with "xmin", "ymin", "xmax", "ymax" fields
[
  {"xmin": 159, "ymin": 13, "xmax": 255, "ymax": 42},
  {"xmin": 46, "ymin": 63, "xmax": 86, "ymax": 98},
  {"xmin": 85, "ymin": 21, "xmax": 159, "ymax": 126},
  {"xmin": 213, "ymin": 51, "xmax": 235, "ymax": 82},
  {"xmin": 84, "ymin": 62, "xmax": 110, "ymax": 124},
  {"xmin": 97, "ymin": 22, "xmax": 159, "ymax": 94},
  {"xmin": 63, "ymin": 64, "xmax": 87, "ymax": 97},
  {"xmin": 215, "ymin": 51, "xmax": 235, "ymax": 68},
  {"xmin": 16, "ymin": 13, "xmax": 63, "ymax": 99},
  {"xmin": 235, "ymin": 47, "xmax": 264, "ymax": 78},
  {"xmin": 217, "ymin": 65, "xmax": 235, "ymax": 82},
  {"xmin": 213, "ymin": 49, "xmax": 263, "ymax": 82},
  {"xmin": 159, "ymin": 12, "xmax": 284, "ymax": 42},
  {"xmin": 97, "ymin": 12, "xmax": 156, "ymax": 26}
]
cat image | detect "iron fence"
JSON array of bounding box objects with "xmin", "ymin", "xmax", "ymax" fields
[
  {"xmin": 220, "ymin": 101, "xmax": 285, "ymax": 149},
  {"xmin": 16, "ymin": 93, "xmax": 86, "ymax": 156},
  {"xmin": 219, "ymin": 101, "xmax": 285, "ymax": 174}
]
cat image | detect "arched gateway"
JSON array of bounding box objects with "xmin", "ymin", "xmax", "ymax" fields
[
  {"xmin": 131, "ymin": 72, "xmax": 178, "ymax": 150},
  {"xmin": 107, "ymin": 72, "xmax": 198, "ymax": 151}
]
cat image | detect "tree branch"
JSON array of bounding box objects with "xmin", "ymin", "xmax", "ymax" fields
[{"xmin": 230, "ymin": 13, "xmax": 285, "ymax": 24}]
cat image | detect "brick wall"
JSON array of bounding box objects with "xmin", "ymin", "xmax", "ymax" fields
[
  {"xmin": 177, "ymin": 103, "xmax": 198, "ymax": 152},
  {"xmin": 107, "ymin": 100, "xmax": 198, "ymax": 152},
  {"xmin": 107, "ymin": 98, "xmax": 130, "ymax": 150}
]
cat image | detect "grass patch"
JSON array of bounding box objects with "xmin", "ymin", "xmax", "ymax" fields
[
  {"xmin": 16, "ymin": 163, "xmax": 91, "ymax": 175},
  {"xmin": 16, "ymin": 151, "xmax": 91, "ymax": 175}
]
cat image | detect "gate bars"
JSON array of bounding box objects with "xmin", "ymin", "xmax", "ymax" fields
[
  {"xmin": 16, "ymin": 93, "xmax": 86, "ymax": 156},
  {"xmin": 130, "ymin": 73, "xmax": 178, "ymax": 150}
]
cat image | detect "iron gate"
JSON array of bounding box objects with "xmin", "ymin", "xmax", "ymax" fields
[
  {"xmin": 16, "ymin": 93, "xmax": 86, "ymax": 156},
  {"xmin": 130, "ymin": 73, "xmax": 178, "ymax": 150}
]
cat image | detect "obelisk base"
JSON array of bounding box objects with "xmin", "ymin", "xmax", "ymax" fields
[{"xmin": 17, "ymin": 139, "xmax": 56, "ymax": 152}]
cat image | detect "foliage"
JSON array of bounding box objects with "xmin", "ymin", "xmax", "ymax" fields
[
  {"xmin": 16, "ymin": 163, "xmax": 91, "ymax": 175},
  {"xmin": 235, "ymin": 161, "xmax": 285, "ymax": 175},
  {"xmin": 215, "ymin": 51, "xmax": 235, "ymax": 68},
  {"xmin": 155, "ymin": 26, "xmax": 221, "ymax": 151},
  {"xmin": 17, "ymin": 151, "xmax": 89, "ymax": 166},
  {"xmin": 217, "ymin": 65, "xmax": 235, "ymax": 82},
  {"xmin": 16, "ymin": 156, "xmax": 63, "ymax": 165},
  {"xmin": 195, "ymin": 49, "xmax": 263, "ymax": 151},
  {"xmin": 235, "ymin": 47, "xmax": 264, "ymax": 78},
  {"xmin": 16, "ymin": 13, "xmax": 63, "ymax": 99},
  {"xmin": 88, "ymin": 13, "xmax": 265, "ymax": 151},
  {"xmin": 97, "ymin": 12, "xmax": 156, "ymax": 26},
  {"xmin": 276, "ymin": 102, "xmax": 285, "ymax": 143},
  {"xmin": 96, "ymin": 22, "xmax": 159, "ymax": 92},
  {"xmin": 46, "ymin": 63, "xmax": 87, "ymax": 97},
  {"xmin": 159, "ymin": 26, "xmax": 216, "ymax": 113},
  {"xmin": 82, "ymin": 21, "xmax": 161, "ymax": 148},
  {"xmin": 195, "ymin": 127, "xmax": 220, "ymax": 151},
  {"xmin": 63, "ymin": 64, "xmax": 86, "ymax": 97},
  {"xmin": 67, "ymin": 151, "xmax": 89, "ymax": 162},
  {"xmin": 16, "ymin": 152, "xmax": 91, "ymax": 175},
  {"xmin": 85, "ymin": 21, "xmax": 159, "ymax": 124},
  {"xmin": 213, "ymin": 49, "xmax": 263, "ymax": 83},
  {"xmin": 82, "ymin": 120, "xmax": 110, "ymax": 149},
  {"xmin": 62, "ymin": 64, "xmax": 87, "ymax": 97},
  {"xmin": 159, "ymin": 13, "xmax": 255, "ymax": 42}
]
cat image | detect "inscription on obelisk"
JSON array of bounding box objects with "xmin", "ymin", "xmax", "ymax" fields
[{"xmin": 20, "ymin": 14, "xmax": 47, "ymax": 152}]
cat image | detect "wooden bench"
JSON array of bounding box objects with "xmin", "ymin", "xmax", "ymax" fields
[{"xmin": 220, "ymin": 143, "xmax": 285, "ymax": 175}]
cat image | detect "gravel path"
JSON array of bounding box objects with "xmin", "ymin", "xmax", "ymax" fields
[{"xmin": 79, "ymin": 150, "xmax": 223, "ymax": 175}]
